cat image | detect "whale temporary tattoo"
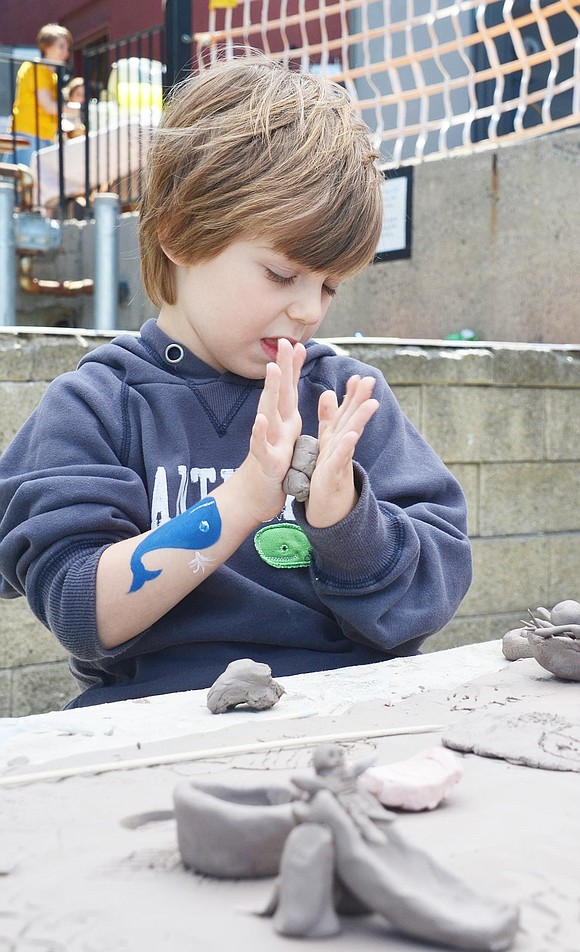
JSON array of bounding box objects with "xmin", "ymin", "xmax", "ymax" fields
[{"xmin": 129, "ymin": 496, "xmax": 222, "ymax": 593}]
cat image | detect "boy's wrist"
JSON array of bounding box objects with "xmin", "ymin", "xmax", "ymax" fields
[{"xmin": 226, "ymin": 458, "xmax": 286, "ymax": 527}]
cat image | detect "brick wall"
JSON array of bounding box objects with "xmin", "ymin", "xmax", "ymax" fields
[{"xmin": 1, "ymin": 330, "xmax": 579, "ymax": 715}]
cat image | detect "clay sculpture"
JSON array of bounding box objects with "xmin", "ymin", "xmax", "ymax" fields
[
  {"xmin": 291, "ymin": 744, "xmax": 393, "ymax": 844},
  {"xmin": 206, "ymin": 658, "xmax": 285, "ymax": 713},
  {"xmin": 174, "ymin": 779, "xmax": 296, "ymax": 878},
  {"xmin": 282, "ymin": 434, "xmax": 319, "ymax": 502},
  {"xmin": 501, "ymin": 627, "xmax": 534, "ymax": 661},
  {"xmin": 523, "ymin": 600, "xmax": 580, "ymax": 681},
  {"xmin": 273, "ymin": 788, "xmax": 519, "ymax": 950},
  {"xmin": 359, "ymin": 745, "xmax": 464, "ymax": 811},
  {"xmin": 263, "ymin": 823, "xmax": 341, "ymax": 937},
  {"xmin": 173, "ymin": 744, "xmax": 519, "ymax": 949}
]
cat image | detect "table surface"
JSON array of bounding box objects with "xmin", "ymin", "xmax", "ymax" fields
[{"xmin": 1, "ymin": 641, "xmax": 579, "ymax": 952}]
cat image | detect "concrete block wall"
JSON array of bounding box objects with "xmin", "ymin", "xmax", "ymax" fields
[{"xmin": 1, "ymin": 329, "xmax": 579, "ymax": 715}]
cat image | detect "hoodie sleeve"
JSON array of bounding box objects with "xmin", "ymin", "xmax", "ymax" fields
[
  {"xmin": 292, "ymin": 366, "xmax": 472, "ymax": 654},
  {"xmin": 0, "ymin": 368, "xmax": 150, "ymax": 661}
]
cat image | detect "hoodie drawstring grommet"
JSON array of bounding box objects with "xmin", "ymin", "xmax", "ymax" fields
[{"xmin": 164, "ymin": 344, "xmax": 185, "ymax": 364}]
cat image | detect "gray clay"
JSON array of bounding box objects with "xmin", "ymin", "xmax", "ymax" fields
[
  {"xmin": 282, "ymin": 434, "xmax": 319, "ymax": 502},
  {"xmin": 502, "ymin": 628, "xmax": 534, "ymax": 661},
  {"xmin": 296, "ymin": 789, "xmax": 519, "ymax": 951},
  {"xmin": 524, "ymin": 600, "xmax": 580, "ymax": 681},
  {"xmin": 443, "ymin": 709, "xmax": 580, "ymax": 772},
  {"xmin": 268, "ymin": 823, "xmax": 341, "ymax": 938},
  {"xmin": 173, "ymin": 779, "xmax": 296, "ymax": 877},
  {"xmin": 172, "ymin": 744, "xmax": 518, "ymax": 949},
  {"xmin": 206, "ymin": 658, "xmax": 285, "ymax": 713},
  {"xmin": 291, "ymin": 743, "xmax": 392, "ymax": 844}
]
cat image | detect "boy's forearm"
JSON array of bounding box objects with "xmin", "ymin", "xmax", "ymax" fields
[{"xmin": 95, "ymin": 469, "xmax": 269, "ymax": 650}]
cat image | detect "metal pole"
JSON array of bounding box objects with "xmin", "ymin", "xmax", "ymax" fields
[
  {"xmin": 164, "ymin": 0, "xmax": 192, "ymax": 93},
  {"xmin": 93, "ymin": 192, "xmax": 119, "ymax": 331},
  {"xmin": 0, "ymin": 183, "xmax": 16, "ymax": 326}
]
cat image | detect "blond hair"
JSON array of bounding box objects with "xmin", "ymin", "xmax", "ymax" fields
[
  {"xmin": 140, "ymin": 58, "xmax": 383, "ymax": 307},
  {"xmin": 36, "ymin": 23, "xmax": 73, "ymax": 56}
]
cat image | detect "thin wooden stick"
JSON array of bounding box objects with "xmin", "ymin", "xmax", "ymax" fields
[{"xmin": 0, "ymin": 723, "xmax": 442, "ymax": 788}]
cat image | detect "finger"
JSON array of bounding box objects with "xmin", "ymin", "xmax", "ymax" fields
[
  {"xmin": 317, "ymin": 389, "xmax": 339, "ymax": 440},
  {"xmin": 336, "ymin": 376, "xmax": 376, "ymax": 431},
  {"xmin": 249, "ymin": 412, "xmax": 269, "ymax": 464},
  {"xmin": 292, "ymin": 341, "xmax": 306, "ymax": 384},
  {"xmin": 318, "ymin": 398, "xmax": 379, "ymax": 467},
  {"xmin": 343, "ymin": 397, "xmax": 380, "ymax": 441},
  {"xmin": 276, "ymin": 339, "xmax": 299, "ymax": 419},
  {"xmin": 319, "ymin": 376, "xmax": 375, "ymax": 443},
  {"xmin": 318, "ymin": 380, "xmax": 377, "ymax": 447},
  {"xmin": 256, "ymin": 362, "xmax": 282, "ymax": 438}
]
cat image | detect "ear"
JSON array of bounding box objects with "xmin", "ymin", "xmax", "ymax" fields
[{"xmin": 157, "ymin": 228, "xmax": 186, "ymax": 267}]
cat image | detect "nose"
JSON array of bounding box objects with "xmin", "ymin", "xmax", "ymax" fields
[{"xmin": 286, "ymin": 287, "xmax": 324, "ymax": 330}]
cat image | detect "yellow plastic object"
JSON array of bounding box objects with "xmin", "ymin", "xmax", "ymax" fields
[{"xmin": 116, "ymin": 81, "xmax": 163, "ymax": 112}]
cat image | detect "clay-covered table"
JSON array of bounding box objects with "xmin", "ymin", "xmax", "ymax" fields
[{"xmin": 1, "ymin": 641, "xmax": 578, "ymax": 951}]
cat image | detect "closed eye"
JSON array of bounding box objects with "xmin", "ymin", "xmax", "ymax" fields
[
  {"xmin": 266, "ymin": 268, "xmax": 295, "ymax": 286},
  {"xmin": 266, "ymin": 268, "xmax": 337, "ymax": 298}
]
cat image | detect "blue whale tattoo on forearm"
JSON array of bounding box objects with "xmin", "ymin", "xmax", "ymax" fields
[{"xmin": 129, "ymin": 496, "xmax": 222, "ymax": 593}]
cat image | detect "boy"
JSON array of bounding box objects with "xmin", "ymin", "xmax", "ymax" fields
[
  {"xmin": 10, "ymin": 23, "xmax": 73, "ymax": 166},
  {"xmin": 0, "ymin": 59, "xmax": 472, "ymax": 708}
]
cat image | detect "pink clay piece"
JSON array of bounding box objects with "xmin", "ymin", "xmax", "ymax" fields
[{"xmin": 359, "ymin": 745, "xmax": 464, "ymax": 811}]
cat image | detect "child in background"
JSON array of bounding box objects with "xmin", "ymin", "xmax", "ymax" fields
[
  {"xmin": 0, "ymin": 58, "xmax": 472, "ymax": 708},
  {"xmin": 10, "ymin": 23, "xmax": 72, "ymax": 166},
  {"xmin": 62, "ymin": 77, "xmax": 86, "ymax": 138}
]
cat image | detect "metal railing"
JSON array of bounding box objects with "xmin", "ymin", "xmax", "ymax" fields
[
  {"xmin": 0, "ymin": 51, "xmax": 70, "ymax": 216},
  {"xmin": 0, "ymin": 27, "xmax": 164, "ymax": 220},
  {"xmin": 79, "ymin": 26, "xmax": 165, "ymax": 213}
]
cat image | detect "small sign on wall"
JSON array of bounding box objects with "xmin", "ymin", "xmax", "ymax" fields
[{"xmin": 375, "ymin": 166, "xmax": 413, "ymax": 262}]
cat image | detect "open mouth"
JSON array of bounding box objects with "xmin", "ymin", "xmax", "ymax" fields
[{"xmin": 260, "ymin": 337, "xmax": 298, "ymax": 360}]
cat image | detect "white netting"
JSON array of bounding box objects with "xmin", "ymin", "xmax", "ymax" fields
[{"xmin": 193, "ymin": 0, "xmax": 580, "ymax": 166}]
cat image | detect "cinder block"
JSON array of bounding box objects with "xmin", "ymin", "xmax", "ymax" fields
[
  {"xmin": 548, "ymin": 534, "xmax": 580, "ymax": 605},
  {"xmin": 0, "ymin": 599, "xmax": 67, "ymax": 668},
  {"xmin": 447, "ymin": 464, "xmax": 478, "ymax": 537},
  {"xmin": 456, "ymin": 536, "xmax": 548, "ymax": 616},
  {"xmin": 0, "ymin": 382, "xmax": 48, "ymax": 451},
  {"xmin": 545, "ymin": 390, "xmax": 580, "ymax": 460},
  {"xmin": 479, "ymin": 463, "xmax": 580, "ymax": 535},
  {"xmin": 11, "ymin": 662, "xmax": 77, "ymax": 716},
  {"xmin": 424, "ymin": 612, "xmax": 523, "ymax": 652},
  {"xmin": 0, "ymin": 335, "xmax": 34, "ymax": 381},
  {"xmin": 422, "ymin": 386, "xmax": 544, "ymax": 463},
  {"xmin": 0, "ymin": 669, "xmax": 11, "ymax": 716},
  {"xmin": 29, "ymin": 333, "xmax": 108, "ymax": 380},
  {"xmin": 490, "ymin": 348, "xmax": 580, "ymax": 388},
  {"xmin": 340, "ymin": 343, "xmax": 495, "ymax": 386},
  {"xmin": 391, "ymin": 385, "xmax": 421, "ymax": 429}
]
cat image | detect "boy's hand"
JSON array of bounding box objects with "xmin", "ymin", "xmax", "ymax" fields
[
  {"xmin": 305, "ymin": 375, "xmax": 379, "ymax": 528},
  {"xmin": 240, "ymin": 339, "xmax": 306, "ymax": 522}
]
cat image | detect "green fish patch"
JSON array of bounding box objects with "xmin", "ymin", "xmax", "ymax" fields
[{"xmin": 254, "ymin": 523, "xmax": 312, "ymax": 569}]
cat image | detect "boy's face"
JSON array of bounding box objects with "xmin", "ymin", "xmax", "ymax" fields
[
  {"xmin": 43, "ymin": 37, "xmax": 71, "ymax": 63},
  {"xmin": 157, "ymin": 240, "xmax": 342, "ymax": 379}
]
